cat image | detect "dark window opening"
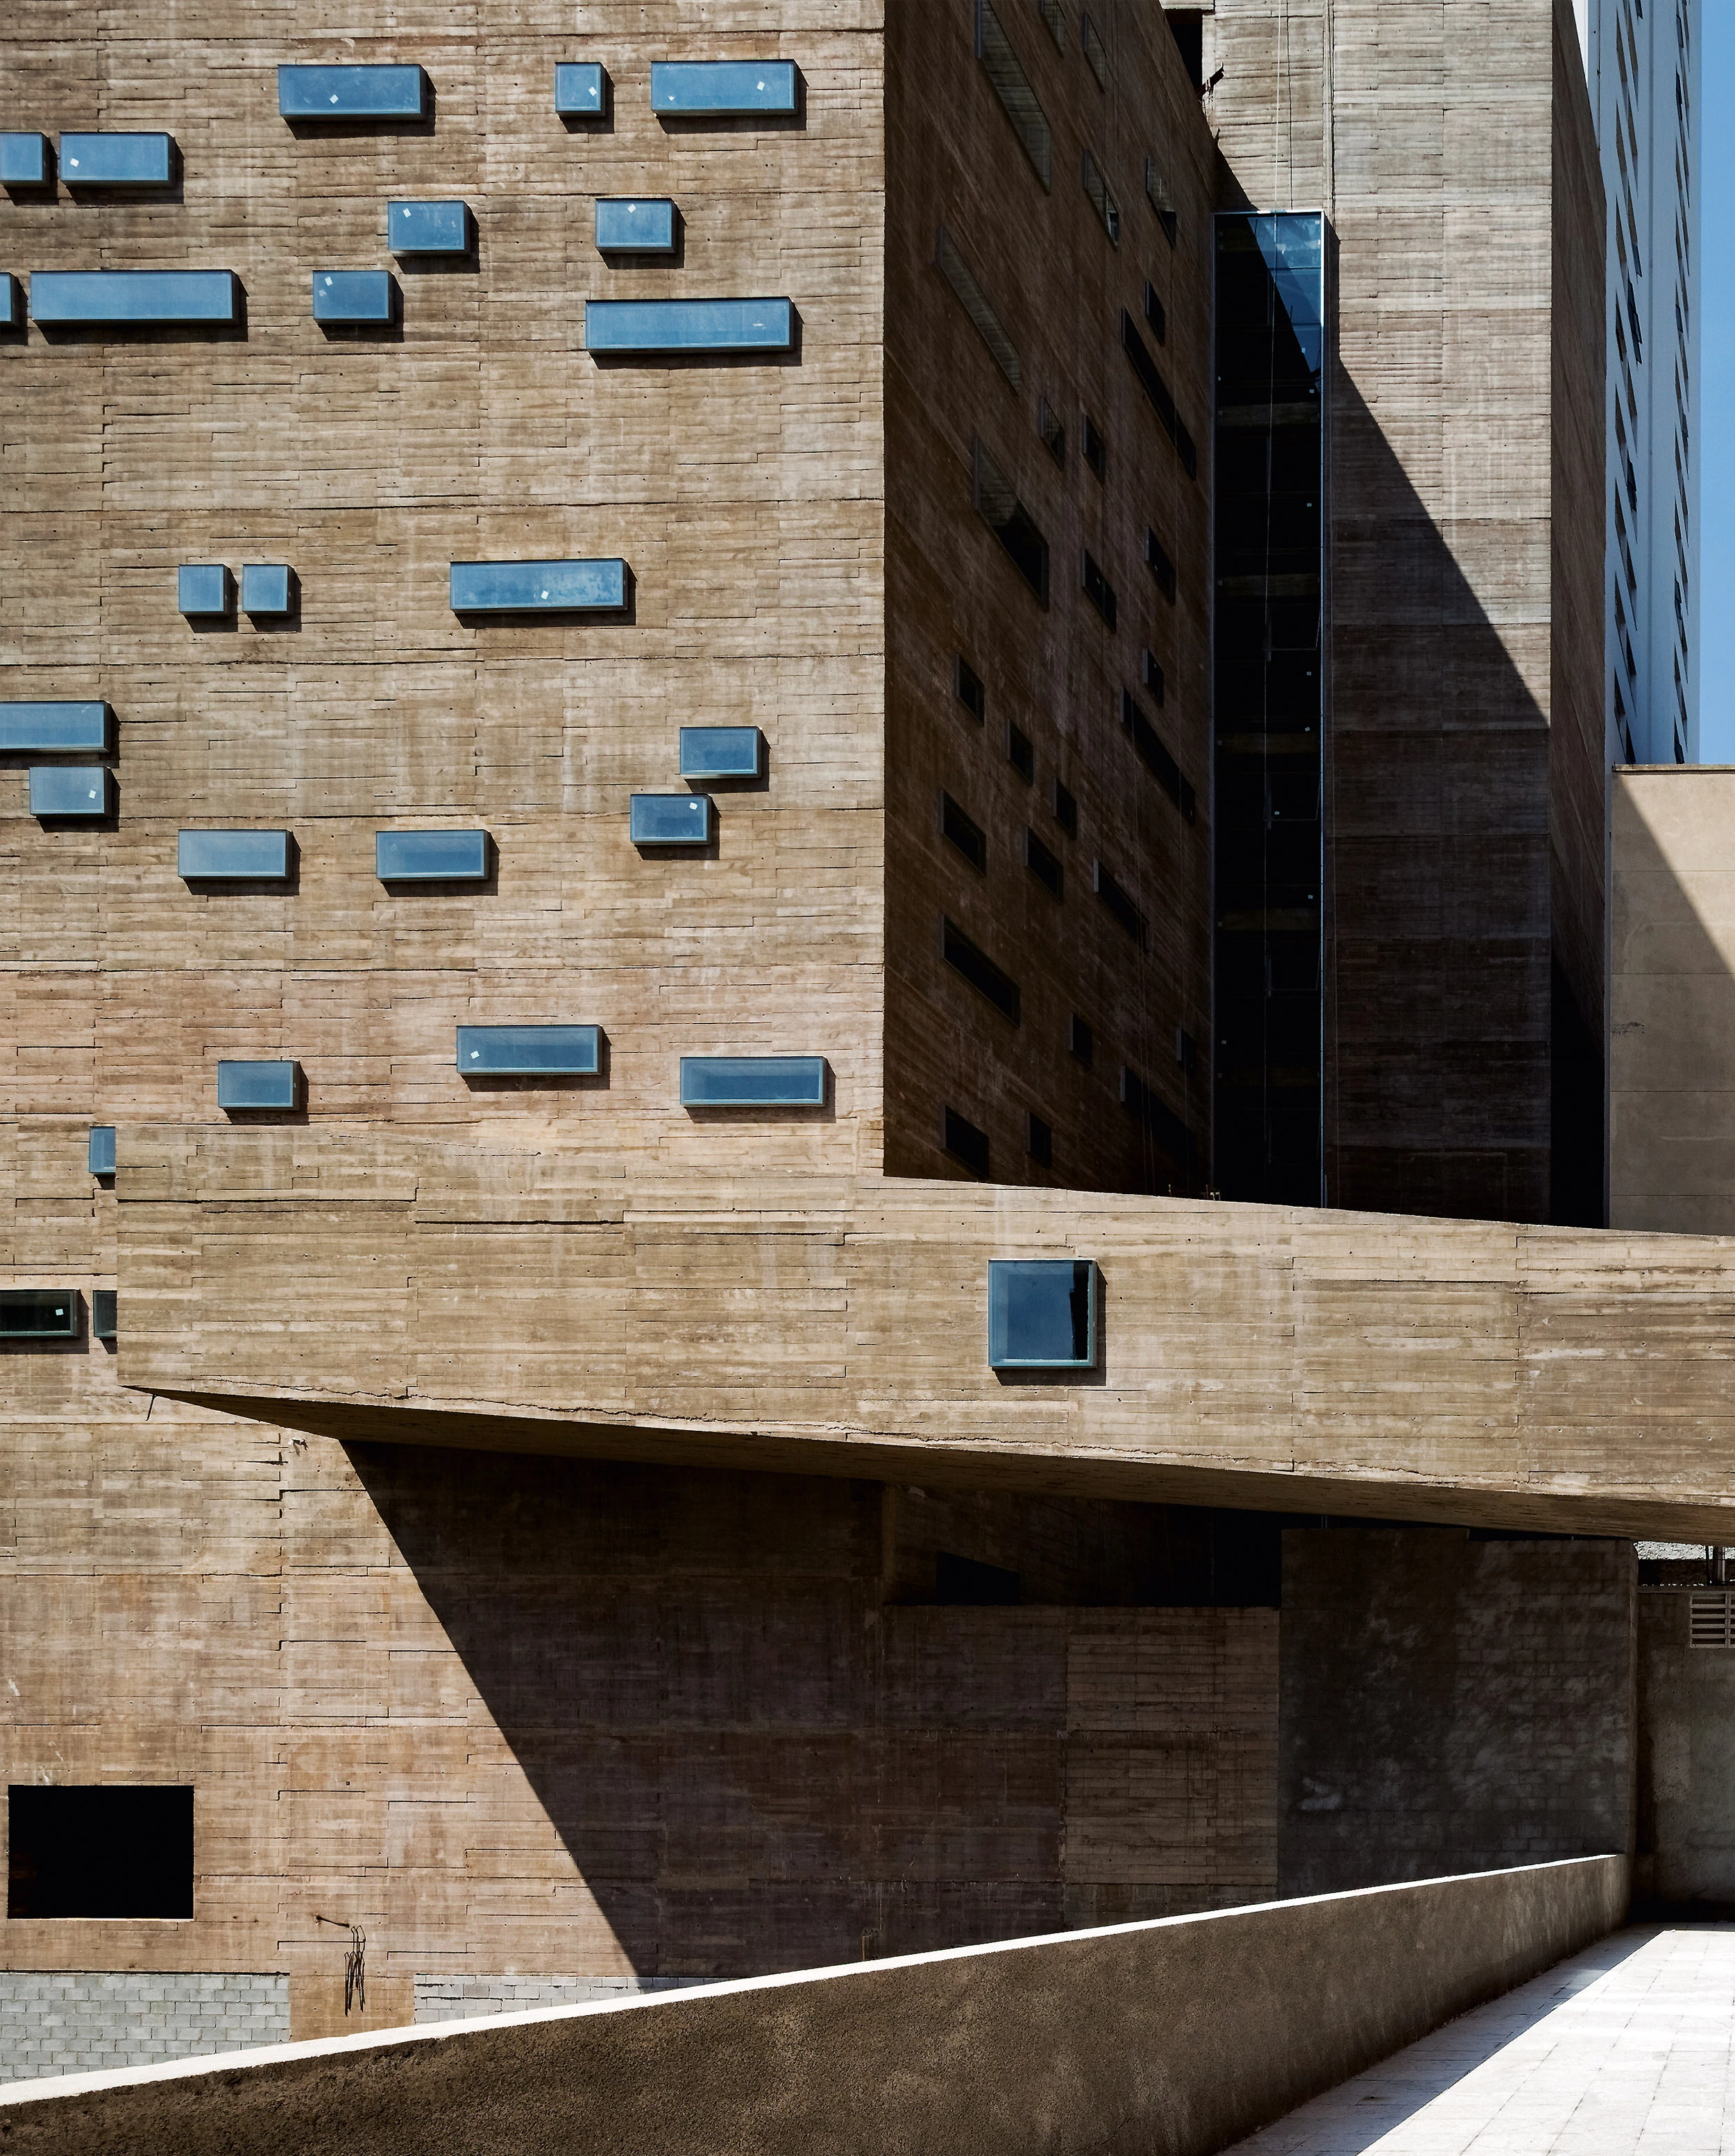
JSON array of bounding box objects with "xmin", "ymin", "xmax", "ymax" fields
[
  {"xmin": 1094, "ymin": 860, "xmax": 1147, "ymax": 948},
  {"xmin": 936, "ymin": 1550, "xmax": 1021, "ymax": 1604},
  {"xmin": 1144, "ymin": 279, "xmax": 1167, "ymax": 345},
  {"xmin": 1145, "ymin": 527, "xmax": 1178, "ymax": 602},
  {"xmin": 942, "ymin": 792, "xmax": 987, "ymax": 872},
  {"xmin": 1167, "ymin": 10, "xmax": 1204, "ymax": 90},
  {"xmin": 1144, "ymin": 157, "xmax": 1178, "ymax": 247},
  {"xmin": 1083, "ymin": 413, "xmax": 1107, "ymax": 479},
  {"xmin": 956, "ymin": 654, "xmax": 986, "ymax": 722},
  {"xmin": 1176, "ymin": 1027, "xmax": 1198, "ymax": 1075},
  {"xmin": 1053, "ymin": 779, "xmax": 1078, "ymax": 835},
  {"xmin": 1025, "ymin": 827, "xmax": 1064, "ymax": 899},
  {"xmin": 1142, "ymin": 648, "xmax": 1167, "ymax": 704},
  {"xmin": 1082, "ymin": 550, "xmax": 1118, "ymax": 629},
  {"xmin": 1026, "ymin": 1111, "xmax": 1053, "ymax": 1168},
  {"xmin": 1121, "ymin": 687, "xmax": 1195, "ymax": 818},
  {"xmin": 1069, "ymin": 1013, "xmax": 1094, "ymax": 1068},
  {"xmin": 1081, "ymin": 149, "xmax": 1121, "ymax": 244},
  {"xmin": 943, "ymin": 916, "xmax": 1022, "ymax": 1023},
  {"xmin": 975, "ymin": 0, "xmax": 1053, "ymax": 189},
  {"xmin": 1122, "ymin": 1065, "xmax": 1196, "ymax": 1169},
  {"xmin": 8, "ymin": 1785, "xmax": 194, "ymax": 1919},
  {"xmin": 974, "ymin": 438, "xmax": 1050, "ymax": 603},
  {"xmin": 943, "ymin": 1105, "xmax": 991, "ymax": 1179},
  {"xmin": 1038, "ymin": 394, "xmax": 1066, "ymax": 466},
  {"xmin": 1008, "ymin": 720, "xmax": 1034, "ymax": 782}
]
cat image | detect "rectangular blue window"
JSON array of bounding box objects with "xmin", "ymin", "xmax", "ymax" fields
[
  {"xmin": 88, "ymin": 1127, "xmax": 117, "ymax": 1176},
  {"xmin": 241, "ymin": 563, "xmax": 292, "ymax": 615},
  {"xmin": 0, "ymin": 702, "xmax": 110, "ymax": 753},
  {"xmin": 988, "ymin": 1259, "xmax": 1099, "ymax": 1370},
  {"xmin": 388, "ymin": 200, "xmax": 471, "ymax": 254},
  {"xmin": 59, "ymin": 133, "xmax": 174, "ymax": 186},
  {"xmin": 595, "ymin": 198, "xmax": 677, "ymax": 253},
  {"xmin": 0, "ymin": 273, "xmax": 20, "ymax": 328},
  {"xmin": 29, "ymin": 767, "xmax": 109, "ymax": 819},
  {"xmin": 92, "ymin": 1289, "xmax": 117, "ymax": 1341},
  {"xmin": 651, "ymin": 60, "xmax": 797, "ymax": 115},
  {"xmin": 555, "ymin": 62, "xmax": 610, "ymax": 117},
  {"xmin": 313, "ymin": 270, "xmax": 396, "ymax": 323},
  {"xmin": 0, "ymin": 1290, "xmax": 78, "ymax": 1341},
  {"xmin": 217, "ymin": 1060, "xmax": 301, "ymax": 1110},
  {"xmin": 457, "ymin": 1026, "xmax": 600, "ymax": 1077},
  {"xmin": 375, "ymin": 830, "xmax": 489, "ymax": 881},
  {"xmin": 31, "ymin": 271, "xmax": 239, "ymax": 325},
  {"xmin": 630, "ymin": 793, "xmax": 713, "ymax": 845},
  {"xmin": 449, "ymin": 559, "xmax": 628, "ymax": 613},
  {"xmin": 278, "ymin": 65, "xmax": 429, "ymax": 119},
  {"xmin": 586, "ymin": 298, "xmax": 793, "ymax": 355},
  {"xmin": 178, "ymin": 563, "xmax": 233, "ymax": 618},
  {"xmin": 679, "ymin": 727, "xmax": 763, "ymax": 779},
  {"xmin": 0, "ymin": 133, "xmax": 49, "ymax": 185},
  {"xmin": 178, "ymin": 830, "xmax": 290, "ymax": 880},
  {"xmin": 679, "ymin": 1056, "xmax": 827, "ymax": 1107}
]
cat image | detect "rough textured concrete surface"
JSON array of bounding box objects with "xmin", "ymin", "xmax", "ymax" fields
[
  {"xmin": 0, "ymin": 1858, "xmax": 1628, "ymax": 2156},
  {"xmin": 1636, "ymin": 1589, "xmax": 1735, "ymax": 1907}
]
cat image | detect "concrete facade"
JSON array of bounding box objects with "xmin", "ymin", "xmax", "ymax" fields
[{"xmin": 1636, "ymin": 1588, "xmax": 1735, "ymax": 1909}]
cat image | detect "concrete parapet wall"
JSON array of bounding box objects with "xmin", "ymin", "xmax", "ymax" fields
[{"xmin": 0, "ymin": 1856, "xmax": 1629, "ymax": 2156}]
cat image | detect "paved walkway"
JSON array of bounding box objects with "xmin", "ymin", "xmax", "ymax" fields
[{"xmin": 1226, "ymin": 1927, "xmax": 1735, "ymax": 2155}]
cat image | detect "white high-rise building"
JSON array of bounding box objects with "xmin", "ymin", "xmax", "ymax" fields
[{"xmin": 1578, "ymin": 0, "xmax": 1700, "ymax": 765}]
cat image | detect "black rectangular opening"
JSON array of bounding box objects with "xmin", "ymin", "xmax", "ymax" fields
[
  {"xmin": 942, "ymin": 791, "xmax": 987, "ymax": 872},
  {"xmin": 936, "ymin": 1552, "xmax": 1021, "ymax": 1605},
  {"xmin": 8, "ymin": 1785, "xmax": 194, "ymax": 1918},
  {"xmin": 943, "ymin": 1105, "xmax": 990, "ymax": 1179},
  {"xmin": 1025, "ymin": 827, "xmax": 1064, "ymax": 899},
  {"xmin": 1026, "ymin": 1112, "xmax": 1053, "ymax": 1168},
  {"xmin": 943, "ymin": 917, "xmax": 1022, "ymax": 1024},
  {"xmin": 1081, "ymin": 550, "xmax": 1118, "ymax": 629},
  {"xmin": 1145, "ymin": 527, "xmax": 1178, "ymax": 603},
  {"xmin": 1052, "ymin": 779, "xmax": 1077, "ymax": 835},
  {"xmin": 1007, "ymin": 721, "xmax": 1034, "ymax": 783},
  {"xmin": 1069, "ymin": 1013, "xmax": 1094, "ymax": 1068},
  {"xmin": 956, "ymin": 654, "xmax": 986, "ymax": 722},
  {"xmin": 1083, "ymin": 412, "xmax": 1107, "ymax": 479}
]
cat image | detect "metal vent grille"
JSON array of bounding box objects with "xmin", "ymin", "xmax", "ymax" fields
[{"xmin": 1689, "ymin": 1594, "xmax": 1735, "ymax": 1648}]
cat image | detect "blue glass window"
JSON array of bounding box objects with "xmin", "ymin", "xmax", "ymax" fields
[
  {"xmin": 988, "ymin": 1259, "xmax": 1098, "ymax": 1370},
  {"xmin": 555, "ymin": 62, "xmax": 610, "ymax": 117},
  {"xmin": 0, "ymin": 133, "xmax": 49, "ymax": 185},
  {"xmin": 178, "ymin": 830, "xmax": 290, "ymax": 880},
  {"xmin": 376, "ymin": 830, "xmax": 489, "ymax": 881},
  {"xmin": 178, "ymin": 563, "xmax": 233, "ymax": 618},
  {"xmin": 457, "ymin": 1026, "xmax": 600, "ymax": 1076},
  {"xmin": 595, "ymin": 198, "xmax": 676, "ymax": 253},
  {"xmin": 678, "ymin": 727, "xmax": 762, "ymax": 779},
  {"xmin": 0, "ymin": 702, "xmax": 110, "ymax": 752},
  {"xmin": 0, "ymin": 1291, "xmax": 78, "ymax": 1341},
  {"xmin": 650, "ymin": 60, "xmax": 797, "ymax": 115},
  {"xmin": 278, "ymin": 65, "xmax": 428, "ymax": 120},
  {"xmin": 1, "ymin": 273, "xmax": 20, "ymax": 328},
  {"xmin": 241, "ymin": 563, "xmax": 293, "ymax": 615},
  {"xmin": 630, "ymin": 793, "xmax": 712, "ymax": 844},
  {"xmin": 217, "ymin": 1060, "xmax": 301, "ymax": 1110},
  {"xmin": 92, "ymin": 1289, "xmax": 117, "ymax": 1340},
  {"xmin": 389, "ymin": 200, "xmax": 471, "ymax": 254},
  {"xmin": 679, "ymin": 1056, "xmax": 827, "ymax": 1107},
  {"xmin": 59, "ymin": 133, "xmax": 174, "ymax": 186},
  {"xmin": 88, "ymin": 1127, "xmax": 117, "ymax": 1176},
  {"xmin": 31, "ymin": 271, "xmax": 239, "ymax": 325},
  {"xmin": 29, "ymin": 767, "xmax": 109, "ymax": 818},
  {"xmin": 586, "ymin": 298, "xmax": 793, "ymax": 355},
  {"xmin": 449, "ymin": 559, "xmax": 628, "ymax": 613},
  {"xmin": 313, "ymin": 270, "xmax": 395, "ymax": 323}
]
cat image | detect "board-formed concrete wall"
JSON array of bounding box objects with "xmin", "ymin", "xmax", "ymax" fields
[
  {"xmin": 0, "ymin": 1856, "xmax": 1630, "ymax": 2156},
  {"xmin": 1636, "ymin": 1588, "xmax": 1735, "ymax": 1908}
]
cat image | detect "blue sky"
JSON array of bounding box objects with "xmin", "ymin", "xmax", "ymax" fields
[{"xmin": 1701, "ymin": 5, "xmax": 1729, "ymax": 758}]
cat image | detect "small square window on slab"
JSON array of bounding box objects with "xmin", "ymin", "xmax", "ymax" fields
[
  {"xmin": 650, "ymin": 60, "xmax": 798, "ymax": 116},
  {"xmin": 450, "ymin": 559, "xmax": 629, "ymax": 613},
  {"xmin": 60, "ymin": 133, "xmax": 175, "ymax": 187},
  {"xmin": 555, "ymin": 62, "xmax": 611, "ymax": 118},
  {"xmin": 988, "ymin": 1258, "xmax": 1098, "ymax": 1370},
  {"xmin": 92, "ymin": 1289, "xmax": 117, "ymax": 1341},
  {"xmin": 680, "ymin": 1057, "xmax": 827, "ymax": 1108},
  {"xmin": 278, "ymin": 64, "xmax": 429, "ymax": 121},
  {"xmin": 389, "ymin": 200, "xmax": 472, "ymax": 255},
  {"xmin": 312, "ymin": 270, "xmax": 397, "ymax": 324},
  {"xmin": 0, "ymin": 702, "xmax": 110, "ymax": 753},
  {"xmin": 29, "ymin": 765, "xmax": 109, "ymax": 819},
  {"xmin": 595, "ymin": 198, "xmax": 677, "ymax": 254},
  {"xmin": 217, "ymin": 1060, "xmax": 301, "ymax": 1112},
  {"xmin": 376, "ymin": 830, "xmax": 489, "ymax": 881},
  {"xmin": 457, "ymin": 1026, "xmax": 601, "ymax": 1077},
  {"xmin": 0, "ymin": 133, "xmax": 50, "ymax": 185},
  {"xmin": 178, "ymin": 829, "xmax": 290, "ymax": 880},
  {"xmin": 89, "ymin": 1126, "xmax": 117, "ymax": 1175},
  {"xmin": 679, "ymin": 727, "xmax": 763, "ymax": 779},
  {"xmin": 0, "ymin": 1289, "xmax": 79, "ymax": 1341},
  {"xmin": 631, "ymin": 793, "xmax": 713, "ymax": 845},
  {"xmin": 241, "ymin": 563, "xmax": 294, "ymax": 616},
  {"xmin": 178, "ymin": 563, "xmax": 234, "ymax": 618}
]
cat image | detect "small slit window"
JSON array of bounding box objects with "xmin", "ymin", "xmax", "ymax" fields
[
  {"xmin": 680, "ymin": 1057, "xmax": 827, "ymax": 1108},
  {"xmin": 1094, "ymin": 860, "xmax": 1147, "ymax": 948},
  {"xmin": 956, "ymin": 655, "xmax": 987, "ymax": 722},
  {"xmin": 1007, "ymin": 721, "xmax": 1034, "ymax": 783},
  {"xmin": 1038, "ymin": 395, "xmax": 1066, "ymax": 466},
  {"xmin": 1144, "ymin": 279, "xmax": 1167, "ymax": 344},
  {"xmin": 1121, "ymin": 688, "xmax": 1194, "ymax": 818},
  {"xmin": 458, "ymin": 1026, "xmax": 601, "ymax": 1077},
  {"xmin": 1082, "ymin": 150, "xmax": 1120, "ymax": 244},
  {"xmin": 1083, "ymin": 413, "xmax": 1106, "ymax": 479},
  {"xmin": 974, "ymin": 439, "xmax": 1050, "ymax": 604},
  {"xmin": 1142, "ymin": 649, "xmax": 1167, "ymax": 704},
  {"xmin": 1053, "ymin": 779, "xmax": 1078, "ymax": 835},
  {"xmin": 1033, "ymin": 0, "xmax": 1067, "ymax": 53},
  {"xmin": 944, "ymin": 1105, "xmax": 991, "ymax": 1179},
  {"xmin": 1082, "ymin": 550, "xmax": 1118, "ymax": 629},
  {"xmin": 976, "ymin": 0, "xmax": 1053, "ymax": 189},
  {"xmin": 936, "ymin": 226, "xmax": 1022, "ymax": 391},
  {"xmin": 943, "ymin": 917, "xmax": 1022, "ymax": 1024},
  {"xmin": 1026, "ymin": 1112, "xmax": 1053, "ymax": 1167},
  {"xmin": 0, "ymin": 1291, "xmax": 78, "ymax": 1341},
  {"xmin": 942, "ymin": 792, "xmax": 988, "ymax": 872},
  {"xmin": 1025, "ymin": 828, "xmax": 1063, "ymax": 899},
  {"xmin": 1081, "ymin": 12, "xmax": 1108, "ymax": 86},
  {"xmin": 1069, "ymin": 1013, "xmax": 1094, "ymax": 1067},
  {"xmin": 1145, "ymin": 155, "xmax": 1178, "ymax": 245},
  {"xmin": 1145, "ymin": 527, "xmax": 1178, "ymax": 603}
]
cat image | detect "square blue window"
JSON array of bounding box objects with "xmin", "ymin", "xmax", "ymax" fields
[
  {"xmin": 630, "ymin": 793, "xmax": 712, "ymax": 845},
  {"xmin": 178, "ymin": 829, "xmax": 290, "ymax": 880},
  {"xmin": 586, "ymin": 298, "xmax": 793, "ymax": 356},
  {"xmin": 650, "ymin": 60, "xmax": 797, "ymax": 115},
  {"xmin": 1, "ymin": 133, "xmax": 50, "ymax": 185},
  {"xmin": 389, "ymin": 200, "xmax": 471, "ymax": 255},
  {"xmin": 988, "ymin": 1259, "xmax": 1099, "ymax": 1371},
  {"xmin": 0, "ymin": 702, "xmax": 110, "ymax": 752},
  {"xmin": 555, "ymin": 63, "xmax": 611, "ymax": 118},
  {"xmin": 595, "ymin": 198, "xmax": 677, "ymax": 254},
  {"xmin": 678, "ymin": 727, "xmax": 763, "ymax": 779},
  {"xmin": 313, "ymin": 270, "xmax": 396, "ymax": 324},
  {"xmin": 241, "ymin": 563, "xmax": 293, "ymax": 616},
  {"xmin": 178, "ymin": 563, "xmax": 233, "ymax": 618},
  {"xmin": 217, "ymin": 1060, "xmax": 301, "ymax": 1111},
  {"xmin": 679, "ymin": 1056, "xmax": 827, "ymax": 1108},
  {"xmin": 88, "ymin": 1126, "xmax": 117, "ymax": 1176},
  {"xmin": 92, "ymin": 1289, "xmax": 117, "ymax": 1340},
  {"xmin": 278, "ymin": 65, "xmax": 429, "ymax": 120},
  {"xmin": 375, "ymin": 830, "xmax": 489, "ymax": 881},
  {"xmin": 457, "ymin": 1026, "xmax": 600, "ymax": 1077},
  {"xmin": 29, "ymin": 766, "xmax": 109, "ymax": 818},
  {"xmin": 449, "ymin": 559, "xmax": 628, "ymax": 613},
  {"xmin": 0, "ymin": 1289, "xmax": 78, "ymax": 1340},
  {"xmin": 59, "ymin": 133, "xmax": 174, "ymax": 187},
  {"xmin": 30, "ymin": 271, "xmax": 239, "ymax": 325},
  {"xmin": 0, "ymin": 273, "xmax": 20, "ymax": 328}
]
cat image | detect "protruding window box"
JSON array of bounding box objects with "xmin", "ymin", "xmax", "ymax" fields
[
  {"xmin": 679, "ymin": 727, "xmax": 763, "ymax": 779},
  {"xmin": 988, "ymin": 1259, "xmax": 1099, "ymax": 1371},
  {"xmin": 59, "ymin": 133, "xmax": 175, "ymax": 187},
  {"xmin": 679, "ymin": 1056, "xmax": 827, "ymax": 1108},
  {"xmin": 0, "ymin": 1290, "xmax": 78, "ymax": 1341},
  {"xmin": 278, "ymin": 65, "xmax": 430, "ymax": 121},
  {"xmin": 92, "ymin": 1289, "xmax": 117, "ymax": 1341},
  {"xmin": 586, "ymin": 298, "xmax": 793, "ymax": 356},
  {"xmin": 376, "ymin": 829, "xmax": 489, "ymax": 882},
  {"xmin": 178, "ymin": 829, "xmax": 291, "ymax": 881},
  {"xmin": 88, "ymin": 1127, "xmax": 117, "ymax": 1176},
  {"xmin": 631, "ymin": 793, "xmax": 712, "ymax": 846},
  {"xmin": 450, "ymin": 559, "xmax": 629, "ymax": 613},
  {"xmin": 650, "ymin": 60, "xmax": 797, "ymax": 115},
  {"xmin": 389, "ymin": 200, "xmax": 471, "ymax": 255},
  {"xmin": 0, "ymin": 273, "xmax": 21, "ymax": 328},
  {"xmin": 0, "ymin": 702, "xmax": 110, "ymax": 753},
  {"xmin": 31, "ymin": 271, "xmax": 240, "ymax": 325},
  {"xmin": 217, "ymin": 1060, "xmax": 301, "ymax": 1111},
  {"xmin": 241, "ymin": 563, "xmax": 294, "ymax": 616},
  {"xmin": 595, "ymin": 198, "xmax": 676, "ymax": 254},
  {"xmin": 0, "ymin": 133, "xmax": 50, "ymax": 185},
  {"xmin": 457, "ymin": 1026, "xmax": 600, "ymax": 1078},
  {"xmin": 313, "ymin": 270, "xmax": 396, "ymax": 325},
  {"xmin": 29, "ymin": 766, "xmax": 110, "ymax": 819},
  {"xmin": 178, "ymin": 563, "xmax": 234, "ymax": 618},
  {"xmin": 555, "ymin": 63, "xmax": 611, "ymax": 119}
]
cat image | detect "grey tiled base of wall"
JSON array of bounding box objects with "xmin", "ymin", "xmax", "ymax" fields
[
  {"xmin": 414, "ymin": 1973, "xmax": 711, "ymax": 2024},
  {"xmin": 0, "ymin": 1972, "xmax": 289, "ymax": 2085}
]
